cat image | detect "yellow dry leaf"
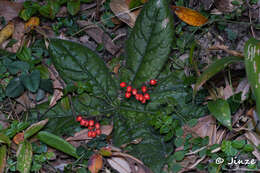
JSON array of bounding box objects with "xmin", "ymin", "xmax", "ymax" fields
[
  {"xmin": 171, "ymin": 6, "xmax": 208, "ymax": 26},
  {"xmin": 0, "ymin": 22, "xmax": 14, "ymax": 45},
  {"xmin": 25, "ymin": 17, "xmax": 40, "ymax": 30},
  {"xmin": 88, "ymin": 154, "xmax": 103, "ymax": 173}
]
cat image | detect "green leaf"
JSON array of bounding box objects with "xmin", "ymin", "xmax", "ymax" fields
[
  {"xmin": 0, "ymin": 145, "xmax": 7, "ymax": 173},
  {"xmin": 232, "ymin": 140, "xmax": 245, "ymax": 149},
  {"xmin": 17, "ymin": 140, "xmax": 33, "ymax": 173},
  {"xmin": 39, "ymin": 79, "xmax": 53, "ymax": 94},
  {"xmin": 173, "ymin": 150, "xmax": 185, "ymax": 161},
  {"xmin": 19, "ymin": 8, "xmax": 38, "ymax": 21},
  {"xmin": 208, "ymin": 99, "xmax": 232, "ymax": 130},
  {"xmin": 123, "ymin": 0, "xmax": 174, "ymax": 87},
  {"xmin": 194, "ymin": 56, "xmax": 242, "ymax": 95},
  {"xmin": 37, "ymin": 131, "xmax": 78, "ymax": 158},
  {"xmin": 221, "ymin": 140, "xmax": 238, "ymax": 156},
  {"xmin": 49, "ymin": 38, "xmax": 117, "ymax": 102},
  {"xmin": 17, "ymin": 46, "xmax": 32, "ymax": 62},
  {"xmin": 38, "ymin": 0, "xmax": 60, "ymax": 19},
  {"xmin": 0, "ymin": 133, "xmax": 11, "ymax": 146},
  {"xmin": 244, "ymin": 38, "xmax": 260, "ymax": 118},
  {"xmin": 5, "ymin": 77, "xmax": 25, "ymax": 98},
  {"xmin": 21, "ymin": 70, "xmax": 41, "ymax": 93},
  {"xmin": 7, "ymin": 61, "xmax": 30, "ymax": 74},
  {"xmin": 243, "ymin": 144, "xmax": 254, "ymax": 152},
  {"xmin": 67, "ymin": 0, "xmax": 80, "ymax": 15},
  {"xmin": 24, "ymin": 119, "xmax": 49, "ymax": 139}
]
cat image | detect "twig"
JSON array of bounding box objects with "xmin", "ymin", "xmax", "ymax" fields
[{"xmin": 208, "ymin": 45, "xmax": 244, "ymax": 58}]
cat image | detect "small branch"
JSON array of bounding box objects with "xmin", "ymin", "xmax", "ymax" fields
[{"xmin": 208, "ymin": 45, "xmax": 244, "ymax": 58}]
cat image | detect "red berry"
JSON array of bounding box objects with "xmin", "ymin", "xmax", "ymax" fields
[
  {"xmin": 135, "ymin": 94, "xmax": 140, "ymax": 100},
  {"xmin": 76, "ymin": 116, "xmax": 82, "ymax": 122},
  {"xmin": 95, "ymin": 123, "xmax": 100, "ymax": 129},
  {"xmin": 141, "ymin": 86, "xmax": 147, "ymax": 93},
  {"xmin": 88, "ymin": 131, "xmax": 92, "ymax": 137},
  {"xmin": 150, "ymin": 79, "xmax": 157, "ymax": 85},
  {"xmin": 144, "ymin": 93, "xmax": 150, "ymax": 100},
  {"xmin": 84, "ymin": 120, "xmax": 89, "ymax": 127},
  {"xmin": 120, "ymin": 82, "xmax": 126, "ymax": 88},
  {"xmin": 89, "ymin": 120, "xmax": 94, "ymax": 126},
  {"xmin": 91, "ymin": 131, "xmax": 97, "ymax": 138},
  {"xmin": 132, "ymin": 89, "xmax": 137, "ymax": 95},
  {"xmin": 96, "ymin": 129, "xmax": 101, "ymax": 135},
  {"xmin": 80, "ymin": 120, "xmax": 85, "ymax": 126},
  {"xmin": 139, "ymin": 94, "xmax": 144, "ymax": 101},
  {"xmin": 126, "ymin": 86, "xmax": 132, "ymax": 92},
  {"xmin": 88, "ymin": 126, "xmax": 94, "ymax": 130},
  {"xmin": 141, "ymin": 99, "xmax": 146, "ymax": 104},
  {"xmin": 125, "ymin": 92, "xmax": 131, "ymax": 98}
]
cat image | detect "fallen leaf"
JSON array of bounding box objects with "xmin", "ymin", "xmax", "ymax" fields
[
  {"xmin": 88, "ymin": 154, "xmax": 103, "ymax": 173},
  {"xmin": 171, "ymin": 6, "xmax": 208, "ymax": 26},
  {"xmin": 25, "ymin": 17, "xmax": 40, "ymax": 30},
  {"xmin": 214, "ymin": 0, "xmax": 243, "ymax": 13},
  {"xmin": 66, "ymin": 125, "xmax": 113, "ymax": 141},
  {"xmin": 107, "ymin": 157, "xmax": 131, "ymax": 173},
  {"xmin": 110, "ymin": 0, "xmax": 140, "ymax": 28},
  {"xmin": 0, "ymin": 22, "xmax": 14, "ymax": 45},
  {"xmin": 13, "ymin": 132, "xmax": 24, "ymax": 145},
  {"xmin": 0, "ymin": 0, "xmax": 23, "ymax": 23}
]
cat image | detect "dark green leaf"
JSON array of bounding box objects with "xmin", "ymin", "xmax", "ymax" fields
[
  {"xmin": 208, "ymin": 99, "xmax": 232, "ymax": 130},
  {"xmin": 221, "ymin": 140, "xmax": 238, "ymax": 156},
  {"xmin": 244, "ymin": 38, "xmax": 260, "ymax": 118},
  {"xmin": 67, "ymin": 0, "xmax": 80, "ymax": 15},
  {"xmin": 39, "ymin": 79, "xmax": 53, "ymax": 94},
  {"xmin": 36, "ymin": 89, "xmax": 45, "ymax": 101},
  {"xmin": 123, "ymin": 0, "xmax": 174, "ymax": 87},
  {"xmin": 232, "ymin": 140, "xmax": 245, "ymax": 149},
  {"xmin": 194, "ymin": 56, "xmax": 242, "ymax": 95},
  {"xmin": 17, "ymin": 140, "xmax": 33, "ymax": 173},
  {"xmin": 7, "ymin": 61, "xmax": 30, "ymax": 74},
  {"xmin": 24, "ymin": 119, "xmax": 49, "ymax": 139},
  {"xmin": 173, "ymin": 150, "xmax": 185, "ymax": 161},
  {"xmin": 19, "ymin": 8, "xmax": 38, "ymax": 21},
  {"xmin": 17, "ymin": 46, "xmax": 32, "ymax": 62},
  {"xmin": 39, "ymin": 0, "xmax": 60, "ymax": 19},
  {"xmin": 49, "ymin": 38, "xmax": 117, "ymax": 102},
  {"xmin": 21, "ymin": 70, "xmax": 41, "ymax": 92},
  {"xmin": 5, "ymin": 77, "xmax": 25, "ymax": 98}
]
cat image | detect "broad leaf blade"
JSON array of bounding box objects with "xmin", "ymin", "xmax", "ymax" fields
[
  {"xmin": 49, "ymin": 38, "xmax": 117, "ymax": 102},
  {"xmin": 244, "ymin": 38, "xmax": 260, "ymax": 116},
  {"xmin": 194, "ymin": 56, "xmax": 242, "ymax": 95},
  {"xmin": 0, "ymin": 145, "xmax": 7, "ymax": 173},
  {"xmin": 67, "ymin": 0, "xmax": 80, "ymax": 15},
  {"xmin": 24, "ymin": 119, "xmax": 49, "ymax": 139},
  {"xmin": 16, "ymin": 140, "xmax": 33, "ymax": 173},
  {"xmin": 5, "ymin": 77, "xmax": 25, "ymax": 98},
  {"xmin": 21, "ymin": 70, "xmax": 41, "ymax": 93},
  {"xmin": 124, "ymin": 0, "xmax": 174, "ymax": 87},
  {"xmin": 0, "ymin": 133, "xmax": 11, "ymax": 147},
  {"xmin": 37, "ymin": 131, "xmax": 78, "ymax": 158},
  {"xmin": 208, "ymin": 99, "xmax": 232, "ymax": 130}
]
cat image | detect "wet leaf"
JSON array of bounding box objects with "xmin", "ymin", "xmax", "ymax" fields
[
  {"xmin": 0, "ymin": 145, "xmax": 7, "ymax": 173},
  {"xmin": 244, "ymin": 38, "xmax": 260, "ymax": 118},
  {"xmin": 0, "ymin": 22, "xmax": 14, "ymax": 45},
  {"xmin": 13, "ymin": 132, "xmax": 24, "ymax": 145},
  {"xmin": 37, "ymin": 131, "xmax": 78, "ymax": 158},
  {"xmin": 194, "ymin": 56, "xmax": 242, "ymax": 95},
  {"xmin": 208, "ymin": 99, "xmax": 232, "ymax": 130},
  {"xmin": 88, "ymin": 154, "xmax": 103, "ymax": 173},
  {"xmin": 24, "ymin": 119, "xmax": 48, "ymax": 139},
  {"xmin": 17, "ymin": 140, "xmax": 33, "ymax": 173},
  {"xmin": 171, "ymin": 6, "xmax": 208, "ymax": 26}
]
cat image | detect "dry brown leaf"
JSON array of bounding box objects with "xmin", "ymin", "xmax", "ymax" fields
[
  {"xmin": 0, "ymin": 22, "xmax": 14, "ymax": 45},
  {"xmin": 48, "ymin": 65, "xmax": 65, "ymax": 107},
  {"xmin": 245, "ymin": 131, "xmax": 260, "ymax": 147},
  {"xmin": 15, "ymin": 91, "xmax": 36, "ymax": 111},
  {"xmin": 25, "ymin": 17, "xmax": 40, "ymax": 30},
  {"xmin": 66, "ymin": 125, "xmax": 113, "ymax": 141},
  {"xmin": 107, "ymin": 157, "xmax": 131, "ymax": 173},
  {"xmin": 7, "ymin": 20, "xmax": 25, "ymax": 53},
  {"xmin": 77, "ymin": 20, "xmax": 119, "ymax": 55},
  {"xmin": 110, "ymin": 0, "xmax": 140, "ymax": 28},
  {"xmin": 13, "ymin": 132, "xmax": 24, "ymax": 145},
  {"xmin": 183, "ymin": 115, "xmax": 217, "ymax": 145},
  {"xmin": 88, "ymin": 154, "xmax": 103, "ymax": 173},
  {"xmin": 0, "ymin": 0, "xmax": 23, "ymax": 23},
  {"xmin": 171, "ymin": 6, "xmax": 208, "ymax": 26},
  {"xmin": 214, "ymin": 0, "xmax": 243, "ymax": 13}
]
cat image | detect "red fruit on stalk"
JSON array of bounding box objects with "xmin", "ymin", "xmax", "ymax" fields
[
  {"xmin": 141, "ymin": 86, "xmax": 147, "ymax": 93},
  {"xmin": 88, "ymin": 131, "xmax": 92, "ymax": 137},
  {"xmin": 92, "ymin": 131, "xmax": 97, "ymax": 138},
  {"xmin": 88, "ymin": 126, "xmax": 94, "ymax": 130},
  {"xmin": 132, "ymin": 89, "xmax": 137, "ymax": 95},
  {"xmin": 84, "ymin": 120, "xmax": 89, "ymax": 127},
  {"xmin": 76, "ymin": 116, "xmax": 82, "ymax": 122},
  {"xmin": 96, "ymin": 129, "xmax": 101, "ymax": 135},
  {"xmin": 126, "ymin": 86, "xmax": 132, "ymax": 92},
  {"xmin": 95, "ymin": 123, "xmax": 100, "ymax": 129},
  {"xmin": 135, "ymin": 94, "xmax": 140, "ymax": 100},
  {"xmin": 80, "ymin": 120, "xmax": 85, "ymax": 126},
  {"xmin": 120, "ymin": 82, "xmax": 126, "ymax": 88},
  {"xmin": 89, "ymin": 120, "xmax": 94, "ymax": 126},
  {"xmin": 150, "ymin": 79, "xmax": 157, "ymax": 85},
  {"xmin": 141, "ymin": 99, "xmax": 146, "ymax": 104},
  {"xmin": 125, "ymin": 92, "xmax": 131, "ymax": 98},
  {"xmin": 144, "ymin": 93, "xmax": 150, "ymax": 100},
  {"xmin": 139, "ymin": 94, "xmax": 144, "ymax": 101}
]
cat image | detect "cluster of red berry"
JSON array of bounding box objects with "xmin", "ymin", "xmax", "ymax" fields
[
  {"xmin": 76, "ymin": 115, "xmax": 101, "ymax": 138},
  {"xmin": 120, "ymin": 79, "xmax": 157, "ymax": 104}
]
